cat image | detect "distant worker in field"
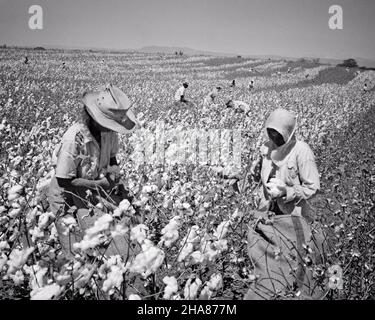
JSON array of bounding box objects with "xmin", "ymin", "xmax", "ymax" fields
[
  {"xmin": 174, "ymin": 82, "xmax": 189, "ymax": 103},
  {"xmin": 230, "ymin": 79, "xmax": 236, "ymax": 87},
  {"xmin": 363, "ymin": 83, "xmax": 369, "ymax": 92},
  {"xmin": 249, "ymin": 80, "xmax": 254, "ymax": 90},
  {"xmin": 203, "ymin": 86, "xmax": 222, "ymax": 108},
  {"xmin": 47, "ymin": 84, "xmax": 139, "ymax": 263},
  {"xmin": 226, "ymin": 99, "xmax": 250, "ymax": 114},
  {"xmin": 24, "ymin": 56, "xmax": 29, "ymax": 65}
]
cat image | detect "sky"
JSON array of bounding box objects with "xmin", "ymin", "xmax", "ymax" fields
[{"xmin": 0, "ymin": 0, "xmax": 374, "ymax": 60}]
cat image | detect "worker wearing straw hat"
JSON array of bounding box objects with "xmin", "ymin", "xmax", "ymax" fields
[{"xmin": 47, "ymin": 84, "xmax": 139, "ymax": 263}]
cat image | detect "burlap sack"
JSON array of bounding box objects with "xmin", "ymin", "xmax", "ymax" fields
[{"xmin": 245, "ymin": 214, "xmax": 327, "ymax": 300}]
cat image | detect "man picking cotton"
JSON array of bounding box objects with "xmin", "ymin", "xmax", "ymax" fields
[{"xmin": 174, "ymin": 82, "xmax": 189, "ymax": 103}]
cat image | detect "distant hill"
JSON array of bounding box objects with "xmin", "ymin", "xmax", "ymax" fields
[{"xmin": 138, "ymin": 46, "xmax": 375, "ymax": 68}]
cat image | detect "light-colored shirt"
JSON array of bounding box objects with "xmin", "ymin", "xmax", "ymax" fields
[
  {"xmin": 174, "ymin": 86, "xmax": 185, "ymax": 101},
  {"xmin": 258, "ymin": 139, "xmax": 320, "ymax": 217},
  {"xmin": 52, "ymin": 122, "xmax": 119, "ymax": 180}
]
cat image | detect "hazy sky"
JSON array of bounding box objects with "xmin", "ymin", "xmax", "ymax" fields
[{"xmin": 0, "ymin": 0, "xmax": 374, "ymax": 59}]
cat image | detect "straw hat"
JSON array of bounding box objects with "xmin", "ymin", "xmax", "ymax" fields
[{"xmin": 82, "ymin": 84, "xmax": 139, "ymax": 134}]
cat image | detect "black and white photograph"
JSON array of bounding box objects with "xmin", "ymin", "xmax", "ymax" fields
[{"xmin": 0, "ymin": 0, "xmax": 374, "ymax": 306}]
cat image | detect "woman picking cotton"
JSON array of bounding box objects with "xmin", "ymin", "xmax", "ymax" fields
[
  {"xmin": 48, "ymin": 84, "xmax": 139, "ymax": 263},
  {"xmin": 245, "ymin": 108, "xmax": 327, "ymax": 300}
]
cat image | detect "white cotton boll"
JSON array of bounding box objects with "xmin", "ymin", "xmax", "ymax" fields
[
  {"xmin": 9, "ymin": 270, "xmax": 24, "ymax": 285},
  {"xmin": 160, "ymin": 216, "xmax": 181, "ymax": 247},
  {"xmin": 119, "ymin": 199, "xmax": 131, "ymax": 211},
  {"xmin": 8, "ymin": 208, "xmax": 22, "ymax": 218},
  {"xmin": 30, "ymin": 283, "xmax": 62, "ymax": 300},
  {"xmin": 55, "ymin": 273, "xmax": 71, "ymax": 286},
  {"xmin": 214, "ymin": 239, "xmax": 228, "ymax": 251},
  {"xmin": 7, "ymin": 247, "xmax": 34, "ymax": 274},
  {"xmin": 129, "ymin": 240, "xmax": 165, "ymax": 277},
  {"xmin": 177, "ymin": 226, "xmax": 200, "ymax": 262},
  {"xmin": 7, "ymin": 185, "xmax": 24, "ymax": 197},
  {"xmin": 142, "ymin": 184, "xmax": 158, "ymax": 194},
  {"xmin": 24, "ymin": 265, "xmax": 48, "ymax": 291},
  {"xmin": 73, "ymin": 233, "xmax": 106, "ymax": 252},
  {"xmin": 128, "ymin": 294, "xmax": 141, "ymax": 300},
  {"xmin": 182, "ymin": 202, "xmax": 190, "ymax": 210},
  {"xmin": 102, "ymin": 265, "xmax": 125, "ymax": 293},
  {"xmin": 26, "ymin": 207, "xmax": 39, "ymax": 224},
  {"xmin": 30, "ymin": 226, "xmax": 44, "ymax": 242},
  {"xmin": 38, "ymin": 212, "xmax": 55, "ymax": 230},
  {"xmin": 130, "ymin": 224, "xmax": 149, "ymax": 245},
  {"xmin": 213, "ymin": 221, "xmax": 231, "ymax": 240},
  {"xmin": 207, "ymin": 273, "xmax": 223, "ymax": 291},
  {"xmin": 163, "ymin": 276, "xmax": 178, "ymax": 299},
  {"xmin": 86, "ymin": 214, "xmax": 113, "ymax": 237},
  {"xmin": 61, "ymin": 216, "xmax": 77, "ymax": 228},
  {"xmin": 184, "ymin": 278, "xmax": 202, "ymax": 299},
  {"xmin": 190, "ymin": 250, "xmax": 205, "ymax": 264},
  {"xmin": 110, "ymin": 224, "xmax": 128, "ymax": 238},
  {"xmin": 0, "ymin": 241, "xmax": 10, "ymax": 251},
  {"xmin": 187, "ymin": 226, "xmax": 200, "ymax": 244},
  {"xmin": 49, "ymin": 223, "xmax": 59, "ymax": 242},
  {"xmin": 113, "ymin": 199, "xmax": 134, "ymax": 218}
]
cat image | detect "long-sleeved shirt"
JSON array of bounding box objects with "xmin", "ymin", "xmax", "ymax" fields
[
  {"xmin": 174, "ymin": 86, "xmax": 186, "ymax": 102},
  {"xmin": 258, "ymin": 139, "xmax": 320, "ymax": 217}
]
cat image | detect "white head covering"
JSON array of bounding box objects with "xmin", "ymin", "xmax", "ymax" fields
[{"xmin": 264, "ymin": 108, "xmax": 297, "ymax": 166}]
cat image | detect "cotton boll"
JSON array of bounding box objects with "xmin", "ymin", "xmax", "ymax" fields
[
  {"xmin": 207, "ymin": 273, "xmax": 223, "ymax": 291},
  {"xmin": 128, "ymin": 294, "xmax": 141, "ymax": 300},
  {"xmin": 190, "ymin": 250, "xmax": 205, "ymax": 264},
  {"xmin": 163, "ymin": 276, "xmax": 178, "ymax": 299},
  {"xmin": 7, "ymin": 185, "xmax": 24, "ymax": 197},
  {"xmin": 142, "ymin": 184, "xmax": 158, "ymax": 193},
  {"xmin": 85, "ymin": 214, "xmax": 113, "ymax": 236},
  {"xmin": 7, "ymin": 247, "xmax": 34, "ymax": 274},
  {"xmin": 160, "ymin": 216, "xmax": 181, "ymax": 247},
  {"xmin": 102, "ymin": 264, "xmax": 125, "ymax": 293},
  {"xmin": 9, "ymin": 270, "xmax": 24, "ymax": 285},
  {"xmin": 8, "ymin": 208, "xmax": 22, "ymax": 218},
  {"xmin": 129, "ymin": 240, "xmax": 165, "ymax": 277},
  {"xmin": 0, "ymin": 241, "xmax": 10, "ymax": 251},
  {"xmin": 184, "ymin": 277, "xmax": 202, "ymax": 299},
  {"xmin": 130, "ymin": 224, "xmax": 149, "ymax": 245},
  {"xmin": 30, "ymin": 283, "xmax": 62, "ymax": 300}
]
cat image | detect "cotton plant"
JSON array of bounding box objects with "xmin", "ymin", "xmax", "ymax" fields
[
  {"xmin": 73, "ymin": 214, "xmax": 113, "ymax": 252},
  {"xmin": 101, "ymin": 255, "xmax": 126, "ymax": 294},
  {"xmin": 159, "ymin": 216, "xmax": 181, "ymax": 248},
  {"xmin": 184, "ymin": 277, "xmax": 202, "ymax": 299},
  {"xmin": 199, "ymin": 273, "xmax": 223, "ymax": 299},
  {"xmin": 113, "ymin": 199, "xmax": 135, "ymax": 218},
  {"xmin": 163, "ymin": 276, "xmax": 178, "ymax": 299},
  {"xmin": 130, "ymin": 224, "xmax": 149, "ymax": 245},
  {"xmin": 30, "ymin": 283, "xmax": 63, "ymax": 300},
  {"xmin": 177, "ymin": 225, "xmax": 200, "ymax": 263},
  {"xmin": 7, "ymin": 247, "xmax": 34, "ymax": 275},
  {"xmin": 128, "ymin": 239, "xmax": 165, "ymax": 277}
]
